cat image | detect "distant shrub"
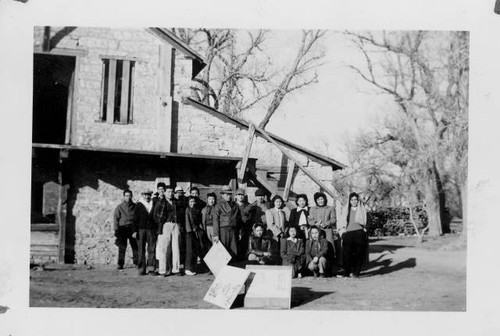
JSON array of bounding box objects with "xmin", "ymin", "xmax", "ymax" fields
[{"xmin": 367, "ymin": 206, "xmax": 428, "ymax": 237}]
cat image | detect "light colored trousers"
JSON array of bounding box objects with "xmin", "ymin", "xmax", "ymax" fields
[{"xmin": 156, "ymin": 222, "xmax": 180, "ymax": 274}]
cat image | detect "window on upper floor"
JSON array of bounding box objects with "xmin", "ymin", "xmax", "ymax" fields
[{"xmin": 100, "ymin": 58, "xmax": 135, "ymax": 124}]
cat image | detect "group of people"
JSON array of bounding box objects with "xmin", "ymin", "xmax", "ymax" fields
[{"xmin": 113, "ymin": 182, "xmax": 370, "ymax": 279}]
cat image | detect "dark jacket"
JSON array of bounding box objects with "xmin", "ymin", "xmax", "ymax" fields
[
  {"xmin": 194, "ymin": 197, "xmax": 207, "ymax": 212},
  {"xmin": 280, "ymin": 237, "xmax": 305, "ymax": 262},
  {"xmin": 237, "ymin": 201, "xmax": 255, "ymax": 234},
  {"xmin": 289, "ymin": 207, "xmax": 310, "ymax": 228},
  {"xmin": 153, "ymin": 198, "xmax": 178, "ymax": 234},
  {"xmin": 185, "ymin": 206, "xmax": 203, "ymax": 233},
  {"xmin": 132, "ymin": 201, "xmax": 155, "ymax": 232},
  {"xmin": 201, "ymin": 205, "xmax": 215, "ymax": 229},
  {"xmin": 113, "ymin": 201, "xmax": 136, "ymax": 231},
  {"xmin": 251, "ymin": 201, "xmax": 269, "ymax": 225},
  {"xmin": 305, "ymin": 238, "xmax": 328, "ymax": 264},
  {"xmin": 175, "ymin": 196, "xmax": 187, "ymax": 226},
  {"xmin": 247, "ymin": 234, "xmax": 272, "ymax": 257},
  {"xmin": 213, "ymin": 200, "xmax": 242, "ymax": 237}
]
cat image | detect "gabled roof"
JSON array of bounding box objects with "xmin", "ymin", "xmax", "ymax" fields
[
  {"xmin": 148, "ymin": 28, "xmax": 206, "ymax": 78},
  {"xmin": 184, "ymin": 98, "xmax": 346, "ymax": 170}
]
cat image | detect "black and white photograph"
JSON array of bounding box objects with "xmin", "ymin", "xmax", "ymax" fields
[
  {"xmin": 28, "ymin": 26, "xmax": 467, "ymax": 311},
  {"xmin": 1, "ymin": 0, "xmax": 499, "ymax": 335}
]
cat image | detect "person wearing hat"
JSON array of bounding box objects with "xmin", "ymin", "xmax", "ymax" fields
[
  {"xmin": 133, "ymin": 189, "xmax": 156, "ymax": 275},
  {"xmin": 309, "ymin": 192, "xmax": 337, "ymax": 275},
  {"xmin": 251, "ymin": 188, "xmax": 269, "ymax": 227},
  {"xmin": 174, "ymin": 185, "xmax": 188, "ymax": 272},
  {"xmin": 154, "ymin": 185, "xmax": 181, "ymax": 276},
  {"xmin": 235, "ymin": 188, "xmax": 254, "ymax": 260},
  {"xmin": 213, "ymin": 186, "xmax": 242, "ymax": 258}
]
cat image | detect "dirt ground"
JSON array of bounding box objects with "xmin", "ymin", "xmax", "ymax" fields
[{"xmin": 29, "ymin": 235, "xmax": 466, "ymax": 311}]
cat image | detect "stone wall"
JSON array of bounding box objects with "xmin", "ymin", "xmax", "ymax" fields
[
  {"xmin": 67, "ymin": 152, "xmax": 170, "ymax": 265},
  {"xmin": 176, "ymin": 103, "xmax": 335, "ymax": 204},
  {"xmin": 33, "ymin": 27, "xmax": 182, "ymax": 152}
]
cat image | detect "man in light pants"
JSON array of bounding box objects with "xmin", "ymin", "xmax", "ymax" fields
[{"xmin": 153, "ymin": 185, "xmax": 180, "ymax": 276}]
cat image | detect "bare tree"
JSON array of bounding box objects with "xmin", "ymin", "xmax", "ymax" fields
[
  {"xmin": 173, "ymin": 28, "xmax": 326, "ymax": 121},
  {"xmin": 258, "ymin": 30, "xmax": 326, "ymax": 129},
  {"xmin": 344, "ymin": 31, "xmax": 469, "ymax": 236}
]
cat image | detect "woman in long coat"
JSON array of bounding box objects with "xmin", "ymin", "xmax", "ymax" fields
[{"xmin": 338, "ymin": 192, "xmax": 368, "ymax": 278}]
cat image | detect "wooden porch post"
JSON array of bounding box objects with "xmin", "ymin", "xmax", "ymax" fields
[
  {"xmin": 250, "ymin": 122, "xmax": 337, "ymax": 199},
  {"xmin": 238, "ymin": 123, "xmax": 256, "ymax": 183}
]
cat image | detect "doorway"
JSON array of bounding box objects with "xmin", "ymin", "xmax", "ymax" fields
[{"xmin": 33, "ymin": 54, "xmax": 76, "ymax": 144}]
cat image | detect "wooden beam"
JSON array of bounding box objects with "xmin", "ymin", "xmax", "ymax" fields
[
  {"xmin": 71, "ymin": 57, "xmax": 80, "ymax": 144},
  {"xmin": 56, "ymin": 160, "xmax": 68, "ymax": 264},
  {"xmin": 255, "ymin": 170, "xmax": 278, "ymax": 198},
  {"xmin": 283, "ymin": 159, "xmax": 295, "ymax": 201},
  {"xmin": 64, "ymin": 70, "xmax": 75, "ymax": 144},
  {"xmin": 120, "ymin": 60, "xmax": 130, "ymax": 123},
  {"xmin": 237, "ymin": 124, "xmax": 256, "ymax": 182},
  {"xmin": 158, "ymin": 44, "xmax": 173, "ymax": 152},
  {"xmin": 106, "ymin": 59, "xmax": 117, "ymax": 124},
  {"xmin": 34, "ymin": 47, "xmax": 88, "ymax": 57},
  {"xmin": 251, "ymin": 122, "xmax": 337, "ymax": 199},
  {"xmin": 43, "ymin": 26, "xmax": 51, "ymax": 51}
]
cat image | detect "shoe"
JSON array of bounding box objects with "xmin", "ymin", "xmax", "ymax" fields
[
  {"xmin": 298, "ymin": 273, "xmax": 303, "ymax": 279},
  {"xmin": 185, "ymin": 270, "xmax": 197, "ymax": 276},
  {"xmin": 117, "ymin": 265, "xmax": 124, "ymax": 270},
  {"xmin": 138, "ymin": 270, "xmax": 146, "ymax": 276},
  {"xmin": 157, "ymin": 273, "xmax": 167, "ymax": 277},
  {"xmin": 319, "ymin": 273, "xmax": 326, "ymax": 278},
  {"xmin": 313, "ymin": 271, "xmax": 319, "ymax": 278}
]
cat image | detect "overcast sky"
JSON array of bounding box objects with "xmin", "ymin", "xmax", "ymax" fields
[{"xmin": 237, "ymin": 29, "xmax": 397, "ymax": 165}]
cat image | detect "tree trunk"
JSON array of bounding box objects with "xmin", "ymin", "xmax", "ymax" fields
[
  {"xmin": 425, "ymin": 183, "xmax": 442, "ymax": 236},
  {"xmin": 461, "ymin": 175, "xmax": 467, "ymax": 237},
  {"xmin": 425, "ymin": 161, "xmax": 447, "ymax": 236}
]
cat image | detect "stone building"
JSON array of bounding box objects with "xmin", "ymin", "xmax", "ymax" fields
[{"xmin": 31, "ymin": 26, "xmax": 345, "ymax": 265}]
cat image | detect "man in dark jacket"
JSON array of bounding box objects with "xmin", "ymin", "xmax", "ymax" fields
[
  {"xmin": 190, "ymin": 186, "xmax": 207, "ymax": 211},
  {"xmin": 235, "ymin": 188, "xmax": 254, "ymax": 261},
  {"xmin": 174, "ymin": 186, "xmax": 188, "ymax": 271},
  {"xmin": 114, "ymin": 189, "xmax": 138, "ymax": 270},
  {"xmin": 133, "ymin": 189, "xmax": 156, "ymax": 275},
  {"xmin": 213, "ymin": 185, "xmax": 242, "ymax": 259},
  {"xmin": 251, "ymin": 188, "xmax": 269, "ymax": 226}
]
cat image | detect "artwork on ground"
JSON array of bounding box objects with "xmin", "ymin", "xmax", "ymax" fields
[
  {"xmin": 244, "ymin": 265, "xmax": 293, "ymax": 309},
  {"xmin": 203, "ymin": 266, "xmax": 250, "ymax": 309},
  {"xmin": 203, "ymin": 241, "xmax": 232, "ymax": 276}
]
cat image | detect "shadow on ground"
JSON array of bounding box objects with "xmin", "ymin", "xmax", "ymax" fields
[
  {"xmin": 362, "ymin": 255, "xmax": 417, "ymax": 277},
  {"xmin": 368, "ymin": 243, "xmax": 408, "ymax": 254},
  {"xmin": 291, "ymin": 287, "xmax": 334, "ymax": 308}
]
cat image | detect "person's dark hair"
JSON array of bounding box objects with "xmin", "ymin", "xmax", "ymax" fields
[
  {"xmin": 253, "ymin": 222, "xmax": 265, "ymax": 230},
  {"xmin": 295, "ymin": 194, "xmax": 309, "ymax": 207},
  {"xmin": 123, "ymin": 189, "xmax": 132, "ymax": 196},
  {"xmin": 313, "ymin": 192, "xmax": 327, "ymax": 206},
  {"xmin": 346, "ymin": 192, "xmax": 360, "ymax": 223},
  {"xmin": 309, "ymin": 225, "xmax": 320, "ymax": 233},
  {"xmin": 207, "ymin": 192, "xmax": 217, "ymax": 200},
  {"xmin": 157, "ymin": 182, "xmax": 167, "ymax": 190},
  {"xmin": 165, "ymin": 185, "xmax": 174, "ymax": 191},
  {"xmin": 271, "ymin": 195, "xmax": 285, "ymax": 209},
  {"xmin": 191, "ymin": 187, "xmax": 199, "ymax": 193},
  {"xmin": 187, "ymin": 195, "xmax": 197, "ymax": 202}
]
